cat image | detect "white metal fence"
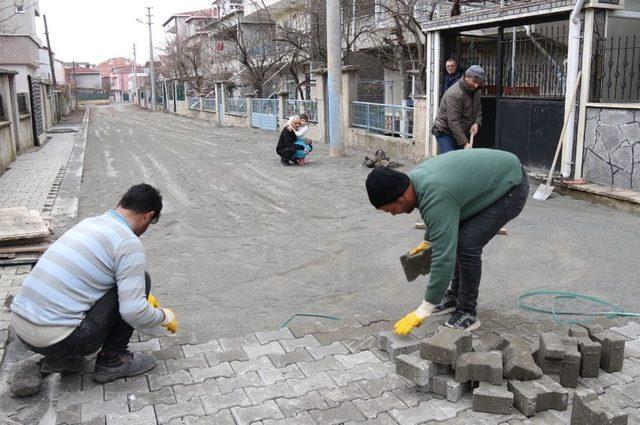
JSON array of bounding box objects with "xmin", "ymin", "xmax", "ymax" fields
[
  {"xmin": 251, "ymin": 98, "xmax": 278, "ymax": 115},
  {"xmin": 227, "ymin": 98, "xmax": 248, "ymax": 115},
  {"xmin": 351, "ymin": 101, "xmax": 413, "ymax": 138},
  {"xmin": 188, "ymin": 96, "xmax": 216, "ymax": 112},
  {"xmin": 285, "ymin": 99, "xmax": 318, "ymax": 123}
]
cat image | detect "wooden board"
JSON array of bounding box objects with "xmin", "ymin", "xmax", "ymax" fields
[
  {"xmin": 0, "ymin": 243, "xmax": 49, "ymax": 254},
  {"xmin": 0, "ymin": 207, "xmax": 51, "ymax": 243},
  {"xmin": 0, "ymin": 254, "xmax": 40, "ymax": 266}
]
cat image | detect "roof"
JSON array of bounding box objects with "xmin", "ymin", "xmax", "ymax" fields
[
  {"xmin": 65, "ymin": 66, "xmax": 100, "ymax": 74},
  {"xmin": 96, "ymin": 57, "xmax": 133, "ymax": 77},
  {"xmin": 162, "ymin": 8, "xmax": 218, "ymax": 26},
  {"xmin": 0, "ymin": 68, "xmax": 18, "ymax": 75}
]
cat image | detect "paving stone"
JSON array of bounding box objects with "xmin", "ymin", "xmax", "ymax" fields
[
  {"xmin": 167, "ymin": 410, "xmax": 236, "ymax": 424},
  {"xmin": 130, "ymin": 338, "xmax": 161, "ymax": 352},
  {"xmin": 420, "ymin": 327, "xmax": 472, "ymax": 366},
  {"xmin": 201, "ymin": 388, "xmax": 252, "ymax": 414},
  {"xmin": 428, "ymin": 394, "xmax": 473, "ymax": 419},
  {"xmin": 472, "ymin": 382, "xmax": 514, "ymax": 415},
  {"xmin": 268, "ymin": 348, "xmax": 313, "ymax": 368},
  {"xmin": 105, "ymin": 405, "xmax": 156, "ymax": 425},
  {"xmin": 288, "ymin": 321, "xmax": 328, "ymax": 338},
  {"xmin": 104, "ymin": 376, "xmax": 149, "ymax": 401},
  {"xmin": 502, "ymin": 334, "xmax": 543, "ymax": 381},
  {"xmin": 395, "ymin": 353, "xmax": 447, "ymax": 387},
  {"xmin": 128, "ymin": 386, "xmax": 176, "ymax": 412},
  {"xmin": 204, "ymin": 348, "xmax": 247, "ymax": 365},
  {"xmin": 231, "ymin": 399, "xmax": 284, "ymax": 424},
  {"xmin": 360, "ymin": 373, "xmax": 411, "ymax": 398},
  {"xmin": 314, "ymin": 326, "xmax": 377, "ymax": 346},
  {"xmin": 263, "ymin": 412, "xmax": 316, "ymax": 424},
  {"xmin": 326, "ymin": 363, "xmax": 393, "ymax": 387},
  {"xmin": 274, "ymin": 391, "xmax": 328, "ymax": 417},
  {"xmin": 392, "ymin": 387, "xmax": 434, "ymax": 408},
  {"xmin": 153, "ymin": 345, "xmax": 185, "ymax": 361},
  {"xmin": 432, "ymin": 373, "xmax": 470, "ymax": 402},
  {"xmin": 615, "ymin": 357, "xmax": 640, "ymax": 379},
  {"xmin": 182, "ymin": 340, "xmax": 222, "ymax": 358},
  {"xmin": 219, "ymin": 334, "xmax": 259, "ymax": 351},
  {"xmin": 279, "ymin": 335, "xmax": 321, "ymax": 353},
  {"xmin": 570, "ymin": 388, "xmax": 628, "ymax": 425},
  {"xmin": 217, "ymin": 371, "xmax": 262, "ymax": 394},
  {"xmin": 323, "ymin": 317, "xmax": 363, "ymax": 332},
  {"xmin": 376, "ymin": 330, "xmax": 420, "ymax": 360},
  {"xmin": 560, "ymin": 344, "xmax": 581, "ymax": 388},
  {"xmin": 230, "ymin": 356, "xmax": 275, "ymax": 375},
  {"xmin": 189, "ymin": 362, "xmax": 234, "ymax": 383},
  {"xmin": 476, "ymin": 332, "xmax": 509, "ymax": 352},
  {"xmin": 243, "ymin": 341, "xmax": 286, "ymax": 359},
  {"xmin": 335, "ymin": 351, "xmax": 381, "ymax": 369},
  {"xmin": 507, "ymin": 375, "xmax": 569, "ymax": 417},
  {"xmin": 343, "ymin": 335, "xmax": 379, "ymax": 354},
  {"xmin": 539, "ymin": 332, "xmax": 566, "ymax": 359},
  {"xmin": 611, "ymin": 322, "xmax": 640, "ymax": 340},
  {"xmin": 455, "ymin": 351, "xmax": 503, "ymax": 385},
  {"xmin": 258, "ymin": 364, "xmax": 305, "ymax": 385},
  {"xmin": 436, "ymin": 409, "xmax": 526, "ymax": 424},
  {"xmin": 354, "ymin": 311, "xmax": 393, "ymax": 326},
  {"xmin": 591, "ymin": 331, "xmax": 626, "ymax": 373},
  {"xmin": 353, "ymin": 392, "xmax": 406, "ymax": 419},
  {"xmin": 608, "ymin": 381, "xmax": 640, "ymax": 407},
  {"xmin": 569, "ymin": 326, "xmax": 590, "ymax": 339},
  {"xmin": 245, "ymin": 381, "xmax": 296, "ymax": 405},
  {"xmin": 58, "ymin": 385, "xmax": 104, "ymax": 410},
  {"xmin": 319, "ymin": 382, "xmax": 371, "ymax": 408},
  {"xmin": 255, "ymin": 328, "xmax": 295, "ymax": 344},
  {"xmin": 579, "ymin": 371, "xmax": 626, "ymax": 394},
  {"xmin": 80, "ymin": 400, "xmax": 128, "ymax": 422},
  {"xmin": 287, "ymin": 372, "xmax": 336, "ymax": 394},
  {"xmin": 165, "ymin": 355, "xmax": 208, "ymax": 373},
  {"xmin": 148, "ymin": 370, "xmax": 193, "ymax": 391},
  {"xmin": 9, "ymin": 357, "xmax": 42, "ymax": 397},
  {"xmin": 389, "ymin": 395, "xmax": 471, "ymax": 425},
  {"xmin": 309, "ymin": 401, "xmax": 366, "ymax": 424},
  {"xmin": 410, "ymin": 316, "xmax": 448, "ymax": 339},
  {"xmin": 297, "ymin": 356, "xmax": 345, "ymax": 377},
  {"xmin": 577, "ymin": 337, "xmax": 602, "ymax": 378},
  {"xmin": 173, "ymin": 378, "xmax": 221, "ymax": 402},
  {"xmin": 154, "ymin": 399, "xmax": 205, "ymax": 424},
  {"xmin": 307, "ymin": 342, "xmax": 349, "ymax": 360}
]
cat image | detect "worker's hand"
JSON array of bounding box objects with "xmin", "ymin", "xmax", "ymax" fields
[
  {"xmin": 464, "ymin": 143, "xmax": 472, "ymax": 149},
  {"xmin": 408, "ymin": 241, "xmax": 431, "ymax": 256},
  {"xmin": 160, "ymin": 308, "xmax": 178, "ymax": 334},
  {"xmin": 394, "ymin": 301, "xmax": 436, "ymax": 335},
  {"xmin": 148, "ymin": 294, "xmax": 160, "ymax": 308},
  {"xmin": 470, "ymin": 123, "xmax": 479, "ymax": 136}
]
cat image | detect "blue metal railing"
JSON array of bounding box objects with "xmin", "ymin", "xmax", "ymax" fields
[
  {"xmin": 351, "ymin": 101, "xmax": 413, "ymax": 138},
  {"xmin": 285, "ymin": 99, "xmax": 318, "ymax": 123}
]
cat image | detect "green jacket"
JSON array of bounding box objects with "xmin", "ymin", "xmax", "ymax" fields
[{"xmin": 408, "ymin": 149, "xmax": 523, "ymax": 304}]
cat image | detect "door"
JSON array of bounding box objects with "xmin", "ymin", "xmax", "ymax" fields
[{"xmin": 250, "ymin": 98, "xmax": 279, "ymax": 131}]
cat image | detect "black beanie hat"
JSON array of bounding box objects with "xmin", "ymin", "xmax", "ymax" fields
[{"xmin": 365, "ymin": 167, "xmax": 410, "ymax": 208}]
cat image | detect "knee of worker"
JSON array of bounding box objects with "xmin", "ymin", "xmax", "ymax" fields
[
  {"xmin": 457, "ymin": 243, "xmax": 483, "ymax": 263},
  {"xmin": 144, "ymin": 271, "xmax": 151, "ymax": 295}
]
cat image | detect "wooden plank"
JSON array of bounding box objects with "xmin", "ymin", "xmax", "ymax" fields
[
  {"xmin": 0, "ymin": 243, "xmax": 50, "ymax": 254},
  {"xmin": 0, "ymin": 255, "xmax": 40, "ymax": 266},
  {"xmin": 0, "ymin": 207, "xmax": 51, "ymax": 243}
]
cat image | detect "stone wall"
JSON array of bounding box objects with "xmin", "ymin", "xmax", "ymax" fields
[
  {"xmin": 17, "ymin": 115, "xmax": 33, "ymax": 153},
  {"xmin": 583, "ymin": 106, "xmax": 640, "ymax": 189}
]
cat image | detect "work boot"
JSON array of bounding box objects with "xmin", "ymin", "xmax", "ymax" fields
[
  {"xmin": 432, "ymin": 293, "xmax": 457, "ymax": 316},
  {"xmin": 93, "ymin": 351, "xmax": 157, "ymax": 384},
  {"xmin": 445, "ymin": 310, "xmax": 481, "ymax": 332},
  {"xmin": 41, "ymin": 356, "xmax": 85, "ymax": 374},
  {"xmin": 281, "ymin": 158, "xmax": 292, "ymax": 166}
]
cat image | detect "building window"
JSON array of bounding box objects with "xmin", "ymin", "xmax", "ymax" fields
[
  {"xmin": 17, "ymin": 93, "xmax": 29, "ymax": 115},
  {"xmin": 0, "ymin": 93, "xmax": 6, "ymax": 121}
]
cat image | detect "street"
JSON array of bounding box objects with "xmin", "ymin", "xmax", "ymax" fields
[{"xmin": 79, "ymin": 104, "xmax": 640, "ymax": 343}]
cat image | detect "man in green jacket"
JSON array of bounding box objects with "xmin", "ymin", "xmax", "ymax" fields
[{"xmin": 365, "ymin": 149, "xmax": 528, "ymax": 333}]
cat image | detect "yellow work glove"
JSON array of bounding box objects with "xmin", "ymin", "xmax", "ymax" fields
[
  {"xmin": 409, "ymin": 241, "xmax": 431, "ymax": 256},
  {"xmin": 394, "ymin": 301, "xmax": 436, "ymax": 335},
  {"xmin": 160, "ymin": 308, "xmax": 178, "ymax": 334},
  {"xmin": 148, "ymin": 294, "xmax": 160, "ymax": 308}
]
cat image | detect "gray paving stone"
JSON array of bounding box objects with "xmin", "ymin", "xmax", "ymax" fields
[
  {"xmin": 427, "ymin": 395, "xmax": 473, "ymax": 420},
  {"xmin": 182, "ymin": 340, "xmax": 222, "ymax": 358},
  {"xmin": 571, "ymin": 388, "xmax": 629, "ymax": 425},
  {"xmin": 105, "ymin": 405, "xmax": 156, "ymax": 425},
  {"xmin": 263, "ymin": 412, "xmax": 316, "ymax": 424},
  {"xmin": 420, "ymin": 327, "xmax": 472, "ymax": 366},
  {"xmin": 217, "ymin": 371, "xmax": 262, "ymax": 394},
  {"xmin": 288, "ymin": 321, "xmax": 328, "ymax": 338},
  {"xmin": 392, "ymin": 387, "xmax": 435, "ymax": 408},
  {"xmin": 298, "ymin": 356, "xmax": 345, "ymax": 377},
  {"xmin": 128, "ymin": 387, "xmax": 176, "ymax": 412},
  {"xmin": 326, "ymin": 363, "xmax": 394, "ymax": 387},
  {"xmin": 268, "ymin": 348, "xmax": 313, "ymax": 368},
  {"xmin": 432, "ymin": 373, "xmax": 470, "ymax": 402},
  {"xmin": 307, "ymin": 342, "xmax": 350, "ymax": 360},
  {"xmin": 189, "ymin": 362, "xmax": 234, "ymax": 383},
  {"xmin": 319, "ymin": 382, "xmax": 371, "ymax": 408},
  {"xmin": 377, "ymin": 330, "xmax": 421, "ymax": 360},
  {"xmin": 472, "ymin": 382, "xmax": 514, "ymax": 415},
  {"xmin": 395, "ymin": 353, "xmax": 447, "ymax": 387},
  {"xmin": 507, "ymin": 375, "xmax": 569, "ymax": 417},
  {"xmin": 154, "ymin": 346, "xmax": 185, "ymax": 361},
  {"xmin": 560, "ymin": 344, "xmax": 581, "ymax": 388},
  {"xmin": 577, "ymin": 337, "xmax": 602, "ymax": 378},
  {"xmin": 258, "ymin": 364, "xmax": 305, "ymax": 385},
  {"xmin": 309, "ymin": 401, "xmax": 366, "ymax": 424},
  {"xmin": 579, "ymin": 371, "xmax": 626, "ymax": 394},
  {"xmin": 255, "ymin": 328, "xmax": 295, "ymax": 344},
  {"xmin": 354, "ymin": 311, "xmax": 393, "ymax": 326},
  {"xmin": 149, "ymin": 370, "xmax": 193, "ymax": 391},
  {"xmin": 502, "ymin": 334, "xmax": 543, "ymax": 381},
  {"xmin": 344, "ymin": 336, "xmax": 379, "ymax": 354},
  {"xmin": 166, "ymin": 355, "xmax": 208, "ymax": 373},
  {"xmin": 245, "ymin": 381, "xmax": 296, "ymax": 405},
  {"xmin": 455, "ymin": 351, "xmax": 503, "ymax": 385},
  {"xmin": 360, "ymin": 373, "xmax": 412, "ymax": 398},
  {"xmin": 173, "ymin": 378, "xmax": 221, "ymax": 402},
  {"xmin": 58, "ymin": 385, "xmax": 103, "ymax": 410},
  {"xmin": 219, "ymin": 334, "xmax": 259, "ymax": 351},
  {"xmin": 167, "ymin": 410, "xmax": 236, "ymax": 424},
  {"xmin": 323, "ymin": 317, "xmax": 364, "ymax": 332},
  {"xmin": 611, "ymin": 322, "xmax": 640, "ymax": 339},
  {"xmin": 287, "ymin": 372, "xmax": 337, "ymax": 394},
  {"xmin": 435, "ymin": 409, "xmax": 526, "ymax": 424},
  {"xmin": 614, "ymin": 357, "xmax": 640, "ymax": 380},
  {"xmin": 204, "ymin": 349, "xmax": 248, "ymax": 366},
  {"xmin": 592, "ymin": 331, "xmax": 626, "ymax": 373},
  {"xmin": 230, "ymin": 356, "xmax": 275, "ymax": 375},
  {"xmin": 539, "ymin": 332, "xmax": 566, "ymax": 359},
  {"xmin": 335, "ymin": 351, "xmax": 381, "ymax": 369},
  {"xmin": 201, "ymin": 388, "xmax": 252, "ymax": 414},
  {"xmin": 314, "ymin": 325, "xmax": 386, "ymax": 347},
  {"xmin": 130, "ymin": 339, "xmax": 161, "ymax": 352},
  {"xmin": 274, "ymin": 391, "xmax": 329, "ymax": 418},
  {"xmin": 103, "ymin": 376, "xmax": 149, "ymax": 402},
  {"xmin": 243, "ymin": 341, "xmax": 286, "ymax": 359},
  {"xmin": 353, "ymin": 392, "xmax": 406, "ymax": 419},
  {"xmin": 80, "ymin": 400, "xmax": 129, "ymax": 422},
  {"xmin": 231, "ymin": 400, "xmax": 285, "ymax": 424},
  {"xmin": 389, "ymin": 396, "xmax": 471, "ymax": 424},
  {"xmin": 280, "ymin": 335, "xmax": 321, "ymax": 352},
  {"xmin": 154, "ymin": 399, "xmax": 206, "ymax": 424},
  {"xmin": 608, "ymin": 381, "xmax": 640, "ymax": 407}
]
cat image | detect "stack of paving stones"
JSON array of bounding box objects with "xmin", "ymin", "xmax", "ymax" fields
[{"xmin": 9, "ymin": 310, "xmax": 636, "ymax": 424}]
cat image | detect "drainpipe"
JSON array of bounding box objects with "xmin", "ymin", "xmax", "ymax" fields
[{"xmin": 561, "ymin": 0, "xmax": 585, "ymax": 177}]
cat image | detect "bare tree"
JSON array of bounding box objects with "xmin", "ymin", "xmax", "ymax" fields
[{"xmin": 160, "ymin": 35, "xmax": 214, "ymax": 94}]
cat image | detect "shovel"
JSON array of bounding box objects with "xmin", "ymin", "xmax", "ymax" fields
[{"xmin": 533, "ymin": 72, "xmax": 582, "ymax": 201}]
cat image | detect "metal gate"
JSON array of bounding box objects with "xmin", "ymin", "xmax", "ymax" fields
[
  {"xmin": 251, "ymin": 98, "xmax": 279, "ymax": 131},
  {"xmin": 28, "ymin": 75, "xmax": 44, "ymax": 140}
]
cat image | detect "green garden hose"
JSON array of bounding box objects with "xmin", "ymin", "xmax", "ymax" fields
[{"xmin": 280, "ymin": 313, "xmax": 342, "ymax": 328}]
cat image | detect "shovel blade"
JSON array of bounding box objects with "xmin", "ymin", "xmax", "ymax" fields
[{"xmin": 533, "ymin": 183, "xmax": 554, "ymax": 200}]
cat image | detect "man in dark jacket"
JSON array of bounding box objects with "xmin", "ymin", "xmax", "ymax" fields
[
  {"xmin": 276, "ymin": 116, "xmax": 304, "ymax": 166},
  {"xmin": 432, "ymin": 65, "xmax": 484, "ymax": 154},
  {"xmin": 443, "ymin": 58, "xmax": 463, "ymax": 93}
]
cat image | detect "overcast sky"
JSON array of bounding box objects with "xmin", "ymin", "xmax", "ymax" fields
[{"xmin": 35, "ymin": 0, "xmax": 210, "ymax": 65}]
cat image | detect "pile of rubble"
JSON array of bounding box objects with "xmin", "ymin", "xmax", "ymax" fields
[{"xmin": 377, "ymin": 322, "xmax": 629, "ymax": 424}]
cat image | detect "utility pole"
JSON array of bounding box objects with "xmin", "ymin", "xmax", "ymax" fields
[
  {"xmin": 145, "ymin": 6, "xmax": 156, "ymax": 111},
  {"xmin": 326, "ymin": 0, "xmax": 344, "ymax": 157},
  {"xmin": 132, "ymin": 44, "xmax": 138, "ymax": 103},
  {"xmin": 43, "ymin": 15, "xmax": 57, "ymax": 87},
  {"xmin": 72, "ymin": 60, "xmax": 78, "ymax": 110}
]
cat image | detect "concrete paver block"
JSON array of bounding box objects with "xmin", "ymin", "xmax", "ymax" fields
[
  {"xmin": 569, "ymin": 326, "xmax": 590, "ymax": 339},
  {"xmin": 472, "ymin": 382, "xmax": 514, "ymax": 415},
  {"xmin": 419, "ymin": 327, "xmax": 472, "ymax": 366},
  {"xmin": 561, "ymin": 344, "xmax": 582, "ymax": 388},
  {"xmin": 570, "ymin": 388, "xmax": 629, "ymax": 425},
  {"xmin": 502, "ymin": 334, "xmax": 543, "ymax": 381},
  {"xmin": 591, "ymin": 330, "xmax": 626, "ymax": 373},
  {"xmin": 376, "ymin": 330, "xmax": 420, "ymax": 360},
  {"xmin": 432, "ymin": 372, "xmax": 470, "ymax": 402},
  {"xmin": 578, "ymin": 337, "xmax": 602, "ymax": 378},
  {"xmin": 395, "ymin": 353, "xmax": 447, "ymax": 387},
  {"xmin": 455, "ymin": 351, "xmax": 503, "ymax": 385},
  {"xmin": 476, "ymin": 332, "xmax": 509, "ymax": 352},
  {"xmin": 539, "ymin": 332, "xmax": 566, "ymax": 359},
  {"xmin": 507, "ymin": 375, "xmax": 569, "ymax": 417},
  {"xmin": 230, "ymin": 400, "xmax": 285, "ymax": 425}
]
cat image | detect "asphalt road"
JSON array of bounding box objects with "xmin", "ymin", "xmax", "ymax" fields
[{"xmin": 78, "ymin": 104, "xmax": 640, "ymax": 342}]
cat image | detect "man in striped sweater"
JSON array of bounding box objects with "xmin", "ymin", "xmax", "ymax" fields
[{"xmin": 11, "ymin": 184, "xmax": 178, "ymax": 384}]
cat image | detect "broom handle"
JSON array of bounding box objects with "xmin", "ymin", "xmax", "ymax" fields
[
  {"xmin": 545, "ymin": 71, "xmax": 582, "ymax": 185},
  {"xmin": 470, "ymin": 132, "xmax": 475, "ymax": 148}
]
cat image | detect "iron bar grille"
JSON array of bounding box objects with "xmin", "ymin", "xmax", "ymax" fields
[
  {"xmin": 591, "ymin": 35, "xmax": 640, "ymax": 103},
  {"xmin": 226, "ymin": 98, "xmax": 248, "ymax": 115},
  {"xmin": 351, "ymin": 101, "xmax": 414, "ymax": 138},
  {"xmin": 17, "ymin": 93, "xmax": 29, "ymax": 115},
  {"xmin": 285, "ymin": 100, "xmax": 318, "ymax": 123},
  {"xmin": 251, "ymin": 98, "xmax": 279, "ymax": 115}
]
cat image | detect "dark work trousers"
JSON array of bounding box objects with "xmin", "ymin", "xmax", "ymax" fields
[
  {"xmin": 25, "ymin": 273, "xmax": 152, "ymax": 359},
  {"xmin": 436, "ymin": 134, "xmax": 463, "ymax": 154},
  {"xmin": 446, "ymin": 170, "xmax": 529, "ymax": 316},
  {"xmin": 278, "ymin": 146, "xmax": 298, "ymax": 162}
]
